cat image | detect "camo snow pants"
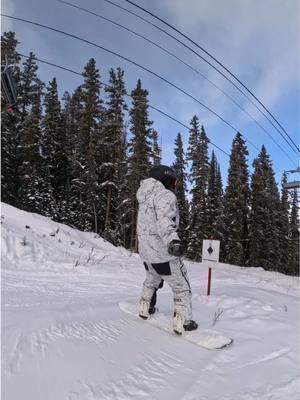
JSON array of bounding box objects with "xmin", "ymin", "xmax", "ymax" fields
[{"xmin": 141, "ymin": 258, "xmax": 192, "ymax": 320}]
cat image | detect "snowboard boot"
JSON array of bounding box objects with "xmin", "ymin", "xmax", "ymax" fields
[
  {"xmin": 183, "ymin": 320, "xmax": 198, "ymax": 331},
  {"xmin": 173, "ymin": 312, "xmax": 184, "ymax": 335},
  {"xmin": 138, "ymin": 298, "xmax": 150, "ymax": 320},
  {"xmin": 148, "ymin": 306, "xmax": 157, "ymax": 315}
]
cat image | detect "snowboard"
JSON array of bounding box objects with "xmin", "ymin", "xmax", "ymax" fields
[{"xmin": 119, "ymin": 301, "xmax": 233, "ymax": 350}]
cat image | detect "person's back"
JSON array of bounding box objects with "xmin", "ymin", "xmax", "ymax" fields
[
  {"xmin": 136, "ymin": 165, "xmax": 198, "ymax": 334},
  {"xmin": 137, "ymin": 177, "xmax": 179, "ymax": 264}
]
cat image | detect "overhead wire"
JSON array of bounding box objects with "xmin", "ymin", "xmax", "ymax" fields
[
  {"xmin": 54, "ymin": 0, "xmax": 296, "ymax": 164},
  {"xmin": 2, "ymin": 14, "xmax": 264, "ymax": 153},
  {"xmin": 17, "ymin": 52, "xmax": 230, "ymax": 157},
  {"xmin": 3, "ymin": 13, "xmax": 292, "ymax": 172},
  {"xmin": 7, "ymin": 11, "xmax": 300, "ymax": 175},
  {"xmin": 99, "ymin": 0, "xmax": 299, "ymax": 155},
  {"xmin": 123, "ymin": 0, "xmax": 299, "ymax": 153},
  {"xmin": 18, "ymin": 53, "xmax": 287, "ymax": 174}
]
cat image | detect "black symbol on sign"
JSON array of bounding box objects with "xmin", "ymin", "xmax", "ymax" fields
[{"xmin": 208, "ymin": 246, "xmax": 213, "ymax": 255}]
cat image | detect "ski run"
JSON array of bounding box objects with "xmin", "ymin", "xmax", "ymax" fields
[{"xmin": 1, "ymin": 202, "xmax": 300, "ymax": 399}]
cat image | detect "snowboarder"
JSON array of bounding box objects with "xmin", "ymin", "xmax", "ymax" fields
[{"xmin": 136, "ymin": 165, "xmax": 198, "ymax": 334}]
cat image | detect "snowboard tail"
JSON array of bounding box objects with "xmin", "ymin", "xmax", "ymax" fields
[{"xmin": 119, "ymin": 301, "xmax": 233, "ymax": 350}]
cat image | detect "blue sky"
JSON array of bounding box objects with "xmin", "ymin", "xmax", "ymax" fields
[{"xmin": 2, "ymin": 0, "xmax": 299, "ymax": 187}]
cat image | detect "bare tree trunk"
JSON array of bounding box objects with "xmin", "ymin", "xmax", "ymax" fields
[
  {"xmin": 104, "ymin": 186, "xmax": 112, "ymax": 231},
  {"xmin": 130, "ymin": 200, "xmax": 139, "ymax": 253},
  {"xmin": 130, "ymin": 204, "xmax": 136, "ymax": 250},
  {"xmin": 93, "ymin": 203, "xmax": 97, "ymax": 233}
]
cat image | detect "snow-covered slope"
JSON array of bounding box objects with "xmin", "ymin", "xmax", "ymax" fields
[{"xmin": 2, "ymin": 203, "xmax": 300, "ymax": 400}]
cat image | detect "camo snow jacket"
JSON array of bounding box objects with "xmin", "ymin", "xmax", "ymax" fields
[{"xmin": 136, "ymin": 178, "xmax": 180, "ymax": 263}]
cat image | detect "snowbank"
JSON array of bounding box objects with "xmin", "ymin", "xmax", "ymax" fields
[{"xmin": 2, "ymin": 203, "xmax": 300, "ymax": 400}]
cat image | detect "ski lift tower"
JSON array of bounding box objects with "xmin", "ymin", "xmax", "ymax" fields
[
  {"xmin": 284, "ymin": 167, "xmax": 300, "ymax": 190},
  {"xmin": 1, "ymin": 54, "xmax": 17, "ymax": 110}
]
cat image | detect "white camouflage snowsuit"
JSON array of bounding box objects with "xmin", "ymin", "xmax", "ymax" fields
[{"xmin": 137, "ymin": 178, "xmax": 192, "ymax": 320}]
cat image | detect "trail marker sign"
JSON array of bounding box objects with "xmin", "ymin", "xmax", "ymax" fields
[
  {"xmin": 202, "ymin": 240, "xmax": 220, "ymax": 263},
  {"xmin": 202, "ymin": 239, "xmax": 220, "ymax": 296}
]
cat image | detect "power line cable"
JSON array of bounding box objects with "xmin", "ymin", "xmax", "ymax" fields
[
  {"xmin": 124, "ymin": 0, "xmax": 299, "ymax": 153},
  {"xmin": 17, "ymin": 52, "xmax": 230, "ymax": 157},
  {"xmin": 4, "ymin": 13, "xmax": 266, "ymax": 155},
  {"xmin": 100, "ymin": 0, "xmax": 299, "ymax": 154},
  {"xmin": 19, "ymin": 52, "xmax": 288, "ymax": 174},
  {"xmin": 54, "ymin": 0, "xmax": 295, "ymax": 164},
  {"xmin": 17, "ymin": 52, "xmax": 289, "ymax": 173},
  {"xmin": 8, "ymin": 12, "xmax": 299, "ymax": 166},
  {"xmin": 5, "ymin": 13, "xmax": 296, "ymax": 172}
]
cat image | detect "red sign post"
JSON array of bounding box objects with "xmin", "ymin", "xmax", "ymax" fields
[{"xmin": 207, "ymin": 267, "xmax": 212, "ymax": 296}]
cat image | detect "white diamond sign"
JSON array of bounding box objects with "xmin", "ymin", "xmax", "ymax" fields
[{"xmin": 202, "ymin": 240, "xmax": 220, "ymax": 263}]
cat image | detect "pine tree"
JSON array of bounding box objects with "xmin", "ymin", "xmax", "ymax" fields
[
  {"xmin": 42, "ymin": 78, "xmax": 68, "ymax": 219},
  {"xmin": 128, "ymin": 79, "xmax": 153, "ymax": 250},
  {"xmin": 114, "ymin": 124, "xmax": 130, "ymax": 247},
  {"xmin": 207, "ymin": 151, "xmax": 224, "ymax": 241},
  {"xmin": 71, "ymin": 59, "xmax": 103, "ymax": 231},
  {"xmin": 151, "ymin": 129, "xmax": 161, "ymax": 166},
  {"xmin": 223, "ymin": 133, "xmax": 250, "ymax": 265},
  {"xmin": 248, "ymin": 145, "xmax": 281, "ymax": 271},
  {"xmin": 58, "ymin": 91, "xmax": 73, "ymax": 223},
  {"xmin": 277, "ymin": 173, "xmax": 291, "ymax": 273},
  {"xmin": 82, "ymin": 59, "xmax": 103, "ymax": 232},
  {"xmin": 17, "ymin": 53, "xmax": 46, "ymax": 211},
  {"xmin": 289, "ymin": 190, "xmax": 299, "ymax": 276},
  {"xmin": 101, "ymin": 68, "xmax": 128, "ymax": 243},
  {"xmin": 18, "ymin": 83, "xmax": 42, "ymax": 212},
  {"xmin": 85, "ymin": 135, "xmax": 99, "ymax": 231},
  {"xmin": 18, "ymin": 52, "xmax": 42, "ymax": 123},
  {"xmin": 187, "ymin": 116, "xmax": 200, "ymax": 177},
  {"xmin": 18, "ymin": 81, "xmax": 55, "ymax": 216},
  {"xmin": 186, "ymin": 115, "xmax": 200, "ymax": 258},
  {"xmin": 63, "ymin": 87, "xmax": 84, "ymax": 226},
  {"xmin": 187, "ymin": 118, "xmax": 209, "ymax": 261},
  {"xmin": 172, "ymin": 132, "xmax": 189, "ymax": 248}
]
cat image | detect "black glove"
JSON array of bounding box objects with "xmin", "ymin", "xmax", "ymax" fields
[{"xmin": 168, "ymin": 240, "xmax": 184, "ymax": 257}]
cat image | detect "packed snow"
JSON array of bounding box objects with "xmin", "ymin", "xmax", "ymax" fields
[{"xmin": 1, "ymin": 202, "xmax": 300, "ymax": 399}]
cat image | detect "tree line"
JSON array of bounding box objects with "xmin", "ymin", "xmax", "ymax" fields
[{"xmin": 1, "ymin": 32, "xmax": 299, "ymax": 275}]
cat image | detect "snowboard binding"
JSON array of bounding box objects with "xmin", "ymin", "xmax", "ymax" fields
[
  {"xmin": 138, "ymin": 298, "xmax": 150, "ymax": 320},
  {"xmin": 173, "ymin": 313, "xmax": 198, "ymax": 335},
  {"xmin": 173, "ymin": 312, "xmax": 184, "ymax": 335}
]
